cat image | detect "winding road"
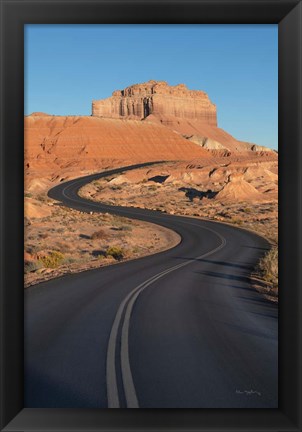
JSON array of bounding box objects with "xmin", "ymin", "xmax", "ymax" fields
[{"xmin": 24, "ymin": 162, "xmax": 278, "ymax": 408}]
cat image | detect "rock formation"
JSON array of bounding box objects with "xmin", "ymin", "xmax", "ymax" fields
[
  {"xmin": 92, "ymin": 80, "xmax": 276, "ymax": 155},
  {"xmin": 215, "ymin": 173, "xmax": 262, "ymax": 202},
  {"xmin": 92, "ymin": 80, "xmax": 217, "ymax": 126},
  {"xmin": 24, "ymin": 81, "xmax": 277, "ymax": 189}
]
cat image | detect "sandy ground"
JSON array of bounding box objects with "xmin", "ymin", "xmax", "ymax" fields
[
  {"xmin": 79, "ymin": 161, "xmax": 278, "ymax": 244},
  {"xmin": 24, "ymin": 194, "xmax": 180, "ymax": 288}
]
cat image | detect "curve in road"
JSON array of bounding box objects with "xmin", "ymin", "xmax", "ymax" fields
[{"xmin": 25, "ymin": 162, "xmax": 278, "ymax": 408}]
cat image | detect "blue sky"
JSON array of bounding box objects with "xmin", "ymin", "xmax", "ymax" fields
[{"xmin": 25, "ymin": 25, "xmax": 278, "ymax": 149}]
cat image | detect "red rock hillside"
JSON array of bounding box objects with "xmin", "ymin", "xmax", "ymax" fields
[
  {"xmin": 25, "ymin": 81, "xmax": 277, "ymax": 186},
  {"xmin": 24, "ymin": 114, "xmax": 211, "ymax": 183}
]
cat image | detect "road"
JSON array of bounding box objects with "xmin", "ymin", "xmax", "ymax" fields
[{"xmin": 24, "ymin": 162, "xmax": 278, "ymax": 408}]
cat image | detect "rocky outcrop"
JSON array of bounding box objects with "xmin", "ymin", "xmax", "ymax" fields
[
  {"xmin": 215, "ymin": 173, "xmax": 262, "ymax": 202},
  {"xmin": 92, "ymin": 80, "xmax": 217, "ymax": 126},
  {"xmin": 92, "ymin": 80, "xmax": 277, "ymax": 154},
  {"xmin": 185, "ymin": 135, "xmax": 226, "ymax": 150}
]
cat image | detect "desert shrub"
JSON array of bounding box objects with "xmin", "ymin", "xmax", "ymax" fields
[
  {"xmin": 62, "ymin": 256, "xmax": 76, "ymax": 265},
  {"xmin": 91, "ymin": 229, "xmax": 107, "ymax": 240},
  {"xmin": 106, "ymin": 246, "xmax": 124, "ymax": 261},
  {"xmin": 231, "ymin": 217, "xmax": 243, "ymax": 225},
  {"xmin": 242, "ymin": 207, "xmax": 252, "ymax": 213},
  {"xmin": 92, "ymin": 249, "xmax": 106, "ymax": 258},
  {"xmin": 38, "ymin": 233, "xmax": 49, "ymax": 239},
  {"xmin": 121, "ymin": 225, "xmax": 132, "ymax": 232},
  {"xmin": 24, "ymin": 260, "xmax": 43, "ymax": 273},
  {"xmin": 26, "ymin": 245, "xmax": 40, "ymax": 254},
  {"xmin": 257, "ymin": 247, "xmax": 278, "ymax": 287},
  {"xmin": 111, "ymin": 224, "xmax": 133, "ymax": 232},
  {"xmin": 36, "ymin": 194, "xmax": 48, "ymax": 202},
  {"xmin": 25, "ymin": 192, "xmax": 33, "ymax": 198},
  {"xmin": 217, "ymin": 211, "xmax": 230, "ymax": 218},
  {"xmin": 110, "ymin": 185, "xmax": 122, "ymax": 191},
  {"xmin": 148, "ymin": 185, "xmax": 158, "ymax": 191},
  {"xmin": 41, "ymin": 216, "xmax": 52, "ymax": 223},
  {"xmin": 39, "ymin": 251, "xmax": 65, "ymax": 268}
]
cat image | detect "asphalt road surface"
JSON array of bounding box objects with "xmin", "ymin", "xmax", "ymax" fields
[{"xmin": 25, "ymin": 162, "xmax": 278, "ymax": 408}]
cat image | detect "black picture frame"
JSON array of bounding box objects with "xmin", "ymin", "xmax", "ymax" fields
[{"xmin": 1, "ymin": 0, "xmax": 301, "ymax": 431}]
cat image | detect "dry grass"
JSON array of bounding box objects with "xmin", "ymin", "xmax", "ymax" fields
[
  {"xmin": 255, "ymin": 247, "xmax": 278, "ymax": 299},
  {"xmin": 38, "ymin": 251, "xmax": 65, "ymax": 269},
  {"xmin": 106, "ymin": 246, "xmax": 125, "ymax": 261},
  {"xmin": 258, "ymin": 247, "xmax": 278, "ymax": 286},
  {"xmin": 91, "ymin": 229, "xmax": 107, "ymax": 240}
]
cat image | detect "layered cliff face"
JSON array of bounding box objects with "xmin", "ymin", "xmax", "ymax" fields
[
  {"xmin": 92, "ymin": 80, "xmax": 217, "ymax": 126},
  {"xmin": 92, "ymin": 81, "xmax": 276, "ymax": 155}
]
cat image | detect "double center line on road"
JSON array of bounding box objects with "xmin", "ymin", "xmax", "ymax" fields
[
  {"xmin": 106, "ymin": 224, "xmax": 227, "ymax": 408},
  {"xmin": 54, "ymin": 168, "xmax": 228, "ymax": 408}
]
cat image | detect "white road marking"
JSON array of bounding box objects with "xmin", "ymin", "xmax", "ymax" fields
[
  {"xmin": 106, "ymin": 268, "xmax": 180, "ymax": 408},
  {"xmin": 60, "ymin": 175, "xmax": 228, "ymax": 408},
  {"xmin": 108, "ymin": 230, "xmax": 226, "ymax": 408}
]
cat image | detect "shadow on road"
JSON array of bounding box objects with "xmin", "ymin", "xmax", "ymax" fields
[{"xmin": 173, "ymin": 256, "xmax": 253, "ymax": 271}]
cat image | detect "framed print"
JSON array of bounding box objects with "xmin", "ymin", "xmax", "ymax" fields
[{"xmin": 0, "ymin": 0, "xmax": 301, "ymax": 431}]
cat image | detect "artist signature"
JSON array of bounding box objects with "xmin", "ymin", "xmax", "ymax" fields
[{"xmin": 236, "ymin": 389, "xmax": 262, "ymax": 396}]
